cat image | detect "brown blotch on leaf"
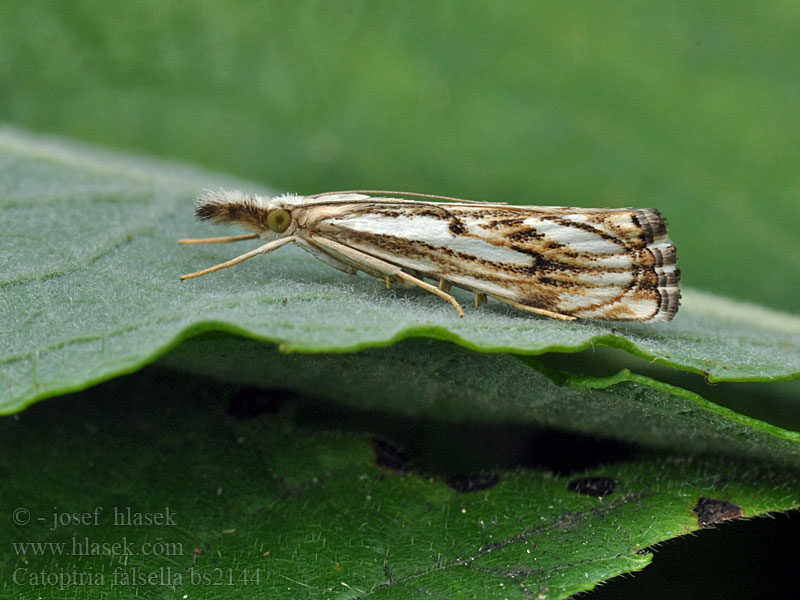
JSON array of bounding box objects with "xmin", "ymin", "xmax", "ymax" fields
[
  {"xmin": 566, "ymin": 476, "xmax": 616, "ymax": 498},
  {"xmin": 692, "ymin": 497, "xmax": 743, "ymax": 527}
]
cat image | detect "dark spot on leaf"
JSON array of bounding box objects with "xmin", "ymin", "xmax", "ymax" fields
[
  {"xmin": 371, "ymin": 437, "xmax": 411, "ymax": 472},
  {"xmin": 227, "ymin": 388, "xmax": 283, "ymax": 419},
  {"xmin": 444, "ymin": 474, "xmax": 500, "ymax": 493},
  {"xmin": 692, "ymin": 497, "xmax": 743, "ymax": 527},
  {"xmin": 567, "ymin": 476, "xmax": 616, "ymax": 498}
]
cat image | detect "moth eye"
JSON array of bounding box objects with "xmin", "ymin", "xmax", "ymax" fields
[{"xmin": 267, "ymin": 209, "xmax": 291, "ymax": 233}]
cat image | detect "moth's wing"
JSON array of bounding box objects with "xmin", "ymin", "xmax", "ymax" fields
[
  {"xmin": 306, "ymin": 190, "xmax": 509, "ymax": 205},
  {"xmin": 299, "ymin": 193, "xmax": 517, "ymax": 210},
  {"xmin": 298, "ymin": 193, "xmax": 374, "ymax": 205},
  {"xmin": 300, "ymin": 203, "xmax": 679, "ymax": 322},
  {"xmin": 474, "ymin": 207, "xmax": 679, "ymax": 321}
]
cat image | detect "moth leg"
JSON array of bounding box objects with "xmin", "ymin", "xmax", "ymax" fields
[
  {"xmin": 474, "ymin": 292, "xmax": 488, "ymax": 308},
  {"xmin": 438, "ymin": 278, "xmax": 451, "ymax": 292},
  {"xmin": 488, "ymin": 294, "xmax": 576, "ymax": 321},
  {"xmin": 180, "ymin": 236, "xmax": 295, "ymax": 280},
  {"xmin": 308, "ymin": 234, "xmax": 465, "ymax": 318},
  {"xmin": 385, "ymin": 276, "xmax": 392, "ymax": 290},
  {"xmin": 178, "ymin": 233, "xmax": 259, "ymax": 245},
  {"xmin": 395, "ymin": 271, "xmax": 465, "ymax": 318},
  {"xmin": 395, "ymin": 269, "xmax": 424, "ymax": 289}
]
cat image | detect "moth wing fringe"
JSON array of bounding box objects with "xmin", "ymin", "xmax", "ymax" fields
[{"xmin": 634, "ymin": 209, "xmax": 680, "ymax": 321}]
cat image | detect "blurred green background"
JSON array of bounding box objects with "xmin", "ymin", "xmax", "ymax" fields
[{"xmin": 1, "ymin": 1, "xmax": 798, "ymax": 314}]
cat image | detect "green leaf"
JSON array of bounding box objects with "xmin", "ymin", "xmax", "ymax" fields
[
  {"xmin": 1, "ymin": 128, "xmax": 799, "ymax": 414},
  {"xmin": 160, "ymin": 336, "xmax": 800, "ymax": 469},
  {"xmin": 2, "ymin": 367, "xmax": 799, "ymax": 599}
]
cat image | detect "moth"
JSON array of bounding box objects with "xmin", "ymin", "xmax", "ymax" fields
[{"xmin": 179, "ymin": 190, "xmax": 680, "ymax": 321}]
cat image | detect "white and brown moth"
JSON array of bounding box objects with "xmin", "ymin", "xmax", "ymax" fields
[{"xmin": 179, "ymin": 190, "xmax": 680, "ymax": 321}]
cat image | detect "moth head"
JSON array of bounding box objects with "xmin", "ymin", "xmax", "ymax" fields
[{"xmin": 194, "ymin": 189, "xmax": 297, "ymax": 236}]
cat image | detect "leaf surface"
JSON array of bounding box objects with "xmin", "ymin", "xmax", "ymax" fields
[{"xmin": 2, "ymin": 367, "xmax": 798, "ymax": 599}]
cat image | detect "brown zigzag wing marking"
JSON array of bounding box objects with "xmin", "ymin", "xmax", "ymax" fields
[
  {"xmin": 297, "ymin": 199, "xmax": 679, "ymax": 321},
  {"xmin": 316, "ymin": 219, "xmax": 633, "ymax": 315}
]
